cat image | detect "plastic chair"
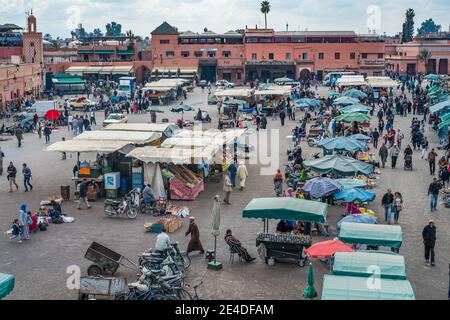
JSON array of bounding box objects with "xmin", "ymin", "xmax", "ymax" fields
[{"xmin": 229, "ymin": 246, "xmax": 244, "ymax": 264}]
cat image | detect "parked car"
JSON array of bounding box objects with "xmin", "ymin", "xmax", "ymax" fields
[
  {"xmin": 215, "ymin": 80, "xmax": 235, "ymax": 88},
  {"xmin": 207, "ymin": 94, "xmax": 218, "ymax": 105},
  {"xmin": 68, "ymin": 97, "xmax": 97, "ymax": 111},
  {"xmin": 103, "ymin": 113, "xmax": 128, "ymax": 127}
]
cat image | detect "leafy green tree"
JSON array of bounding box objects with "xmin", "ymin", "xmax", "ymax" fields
[
  {"xmin": 417, "ymin": 18, "xmax": 441, "ymax": 36},
  {"xmin": 105, "ymin": 22, "xmax": 122, "ymax": 36},
  {"xmin": 401, "ymin": 9, "xmax": 415, "ymax": 43}
]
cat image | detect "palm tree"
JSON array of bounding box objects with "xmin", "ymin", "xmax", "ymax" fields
[
  {"xmin": 260, "ymin": 1, "xmax": 271, "ymax": 29},
  {"xmin": 126, "ymin": 30, "xmax": 135, "ymax": 41},
  {"xmin": 417, "ymin": 49, "xmax": 432, "ymax": 74}
]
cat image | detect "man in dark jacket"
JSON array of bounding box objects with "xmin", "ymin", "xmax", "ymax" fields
[
  {"xmin": 77, "ymin": 179, "xmax": 91, "ymax": 209},
  {"xmin": 15, "ymin": 126, "xmax": 23, "ymax": 148},
  {"xmin": 378, "ymin": 143, "xmax": 388, "ymax": 168},
  {"xmin": 422, "ymin": 220, "xmax": 437, "ymax": 266},
  {"xmin": 22, "ymin": 163, "xmax": 33, "ymax": 192},
  {"xmin": 372, "ymin": 128, "xmax": 380, "ymax": 149},
  {"xmin": 381, "ymin": 189, "xmax": 394, "ymax": 224},
  {"xmin": 428, "ymin": 177, "xmax": 441, "ymax": 212}
]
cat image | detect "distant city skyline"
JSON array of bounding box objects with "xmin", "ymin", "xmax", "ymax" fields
[{"xmin": 1, "ymin": 0, "xmax": 449, "ymax": 38}]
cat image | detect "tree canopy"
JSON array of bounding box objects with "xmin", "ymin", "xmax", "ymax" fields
[
  {"xmin": 401, "ymin": 8, "xmax": 415, "ymax": 43},
  {"xmin": 105, "ymin": 21, "xmax": 123, "ymax": 36},
  {"xmin": 417, "ymin": 18, "xmax": 441, "ymax": 36}
]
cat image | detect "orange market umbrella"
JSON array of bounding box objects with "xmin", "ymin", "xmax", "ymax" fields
[
  {"xmin": 304, "ymin": 240, "xmax": 353, "ymax": 259},
  {"xmin": 44, "ymin": 109, "xmax": 61, "ymax": 121}
]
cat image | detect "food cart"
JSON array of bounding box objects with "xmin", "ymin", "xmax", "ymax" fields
[
  {"xmin": 338, "ymin": 222, "xmax": 403, "ymax": 252},
  {"xmin": 78, "ymin": 276, "xmax": 127, "ymax": 300},
  {"xmin": 242, "ymin": 197, "xmax": 328, "ymax": 267},
  {"xmin": 321, "ymin": 275, "xmax": 415, "ymax": 300},
  {"xmin": 332, "ymin": 251, "xmax": 407, "ymax": 280}
]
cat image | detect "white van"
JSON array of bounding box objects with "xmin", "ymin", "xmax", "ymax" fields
[{"xmin": 28, "ymin": 101, "xmax": 61, "ymax": 118}]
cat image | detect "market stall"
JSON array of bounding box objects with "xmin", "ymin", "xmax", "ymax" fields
[
  {"xmin": 0, "ymin": 273, "xmax": 14, "ymax": 300},
  {"xmin": 332, "ymin": 251, "xmax": 407, "ymax": 280},
  {"xmin": 321, "ymin": 275, "xmax": 415, "ymax": 300},
  {"xmin": 242, "ymin": 197, "xmax": 328, "ymax": 267},
  {"xmin": 338, "ymin": 222, "xmax": 403, "ymax": 251}
]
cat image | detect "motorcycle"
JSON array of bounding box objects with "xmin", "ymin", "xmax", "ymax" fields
[
  {"xmin": 104, "ymin": 189, "xmax": 139, "ymax": 219},
  {"xmin": 140, "ymin": 196, "xmax": 167, "ymax": 217},
  {"xmin": 194, "ymin": 111, "xmax": 212, "ymax": 123}
]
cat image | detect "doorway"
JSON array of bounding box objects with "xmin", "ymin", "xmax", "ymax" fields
[
  {"xmin": 199, "ymin": 66, "xmax": 216, "ymax": 82},
  {"xmin": 439, "ymin": 59, "xmax": 448, "ymax": 75}
]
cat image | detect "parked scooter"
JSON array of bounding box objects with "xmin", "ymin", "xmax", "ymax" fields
[{"xmin": 104, "ymin": 188, "xmax": 140, "ymax": 219}]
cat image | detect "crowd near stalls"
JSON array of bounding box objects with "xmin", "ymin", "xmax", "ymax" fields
[{"xmin": 141, "ymin": 79, "xmax": 192, "ymax": 105}]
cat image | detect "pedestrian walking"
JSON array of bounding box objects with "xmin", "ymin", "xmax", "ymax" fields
[
  {"xmin": 90, "ymin": 108, "xmax": 96, "ymax": 125},
  {"xmin": 382, "ymin": 189, "xmax": 394, "ymax": 224},
  {"xmin": 22, "ymin": 163, "xmax": 33, "ymax": 192},
  {"xmin": 228, "ymin": 163, "xmax": 237, "ymax": 188},
  {"xmin": 43, "ymin": 125, "xmax": 52, "ymax": 144},
  {"xmin": 185, "ymin": 217, "xmax": 204, "ymax": 255},
  {"xmin": 428, "ymin": 148, "xmax": 438, "ymax": 175},
  {"xmin": 422, "ymin": 220, "xmax": 437, "ymax": 266},
  {"xmin": 0, "ymin": 147, "xmax": 4, "ymax": 176},
  {"xmin": 372, "ymin": 128, "xmax": 379, "ymax": 149},
  {"xmin": 396, "ymin": 129, "xmax": 404, "ymax": 149},
  {"xmin": 390, "ymin": 144, "xmax": 400, "ymax": 169},
  {"xmin": 378, "ymin": 143, "xmax": 388, "ymax": 168},
  {"xmin": 421, "ymin": 138, "xmax": 429, "ymax": 160},
  {"xmin": 273, "ymin": 169, "xmax": 283, "ymax": 197},
  {"xmin": 18, "ymin": 204, "xmax": 30, "ymax": 241},
  {"xmin": 223, "ymin": 172, "xmax": 233, "ymax": 205},
  {"xmin": 237, "ymin": 162, "xmax": 248, "ymax": 191},
  {"xmin": 15, "ymin": 125, "xmax": 23, "ymax": 148},
  {"xmin": 9, "ymin": 219, "xmax": 22, "ymax": 243},
  {"xmin": 77, "ymin": 179, "xmax": 91, "ymax": 209},
  {"xmin": 279, "ymin": 109, "xmax": 286, "ymax": 126},
  {"xmin": 7, "ymin": 161, "xmax": 19, "ymax": 192},
  {"xmin": 37, "ymin": 122, "xmax": 42, "ymax": 139},
  {"xmin": 428, "ymin": 177, "xmax": 441, "ymax": 212},
  {"xmin": 393, "ymin": 192, "xmax": 403, "ymax": 224}
]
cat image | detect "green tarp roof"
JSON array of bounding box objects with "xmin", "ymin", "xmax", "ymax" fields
[
  {"xmin": 338, "ymin": 222, "xmax": 403, "ymax": 248},
  {"xmin": 117, "ymin": 50, "xmax": 135, "ymax": 55},
  {"xmin": 321, "ymin": 275, "xmax": 415, "ymax": 300},
  {"xmin": 429, "ymin": 99, "xmax": 450, "ymax": 114},
  {"xmin": 52, "ymin": 76, "xmax": 85, "ymax": 84},
  {"xmin": 333, "ymin": 251, "xmax": 407, "ymax": 280},
  {"xmin": 242, "ymin": 197, "xmax": 328, "ymax": 223},
  {"xmin": 0, "ymin": 273, "xmax": 14, "ymax": 300},
  {"xmin": 151, "ymin": 21, "xmax": 179, "ymax": 35},
  {"xmin": 303, "ymin": 154, "xmax": 374, "ymax": 177}
]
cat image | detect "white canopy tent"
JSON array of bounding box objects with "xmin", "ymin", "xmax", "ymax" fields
[
  {"xmin": 214, "ymin": 88, "xmax": 254, "ymax": 98},
  {"xmin": 46, "ymin": 140, "xmax": 131, "ymax": 153},
  {"xmin": 254, "ymin": 85, "xmax": 292, "ymax": 96},
  {"xmin": 366, "ymin": 77, "xmax": 399, "ymax": 88},
  {"xmin": 103, "ymin": 123, "xmax": 180, "ymax": 137},
  {"xmin": 65, "ymin": 65, "xmax": 133, "ymax": 76},
  {"xmin": 74, "ymin": 131, "xmax": 162, "ymax": 145},
  {"xmin": 127, "ymin": 145, "xmax": 217, "ymax": 164},
  {"xmin": 337, "ymin": 75, "xmax": 367, "ymax": 87}
]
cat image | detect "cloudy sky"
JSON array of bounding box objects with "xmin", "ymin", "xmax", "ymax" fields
[{"xmin": 1, "ymin": 0, "xmax": 449, "ymax": 37}]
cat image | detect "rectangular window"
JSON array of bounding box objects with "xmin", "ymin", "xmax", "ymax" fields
[
  {"xmin": 222, "ymin": 51, "xmax": 231, "ymax": 58},
  {"xmin": 181, "ymin": 51, "xmax": 190, "ymax": 58},
  {"xmin": 335, "ymin": 52, "xmax": 341, "ymax": 60},
  {"xmin": 350, "ymin": 52, "xmax": 356, "ymax": 60},
  {"xmin": 166, "ymin": 51, "xmax": 175, "ymax": 58},
  {"xmin": 361, "ymin": 53, "xmax": 368, "ymax": 59},
  {"xmin": 251, "ymin": 53, "xmax": 257, "ymax": 60},
  {"xmin": 378, "ymin": 53, "xmax": 384, "ymax": 59},
  {"xmin": 194, "ymin": 51, "xmax": 203, "ymax": 58},
  {"xmin": 160, "ymin": 39, "xmax": 170, "ymax": 44},
  {"xmin": 302, "ymin": 53, "xmax": 308, "ymax": 60},
  {"xmin": 268, "ymin": 53, "xmax": 274, "ymax": 60},
  {"xmin": 286, "ymin": 53, "xmax": 291, "ymax": 60},
  {"xmin": 237, "ymin": 72, "xmax": 241, "ymax": 80},
  {"xmin": 207, "ymin": 51, "xmax": 216, "ymax": 58},
  {"xmin": 318, "ymin": 52, "xmax": 324, "ymax": 60}
]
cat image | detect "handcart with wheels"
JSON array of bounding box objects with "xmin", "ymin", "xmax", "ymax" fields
[
  {"xmin": 84, "ymin": 241, "xmax": 140, "ymax": 276},
  {"xmin": 78, "ymin": 276, "xmax": 127, "ymax": 300}
]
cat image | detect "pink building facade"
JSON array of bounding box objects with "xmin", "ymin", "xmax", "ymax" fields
[
  {"xmin": 150, "ymin": 22, "xmax": 386, "ymax": 83},
  {"xmin": 386, "ymin": 35, "xmax": 450, "ymax": 75}
]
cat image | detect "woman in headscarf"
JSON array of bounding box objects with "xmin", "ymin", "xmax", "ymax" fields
[
  {"xmin": 273, "ymin": 169, "xmax": 283, "ymax": 197},
  {"xmin": 18, "ymin": 204, "xmax": 30, "ymax": 240}
]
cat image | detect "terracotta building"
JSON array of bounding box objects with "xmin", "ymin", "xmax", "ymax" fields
[
  {"xmin": 0, "ymin": 13, "xmax": 43, "ymax": 112},
  {"xmin": 149, "ymin": 22, "xmax": 386, "ymax": 83},
  {"xmin": 386, "ymin": 34, "xmax": 450, "ymax": 75}
]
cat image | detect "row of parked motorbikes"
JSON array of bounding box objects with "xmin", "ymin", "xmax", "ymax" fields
[
  {"xmin": 125, "ymin": 243, "xmax": 201, "ymax": 300},
  {"xmin": 103, "ymin": 188, "xmax": 168, "ymax": 219}
]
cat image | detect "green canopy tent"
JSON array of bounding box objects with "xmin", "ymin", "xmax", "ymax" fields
[
  {"xmin": 243, "ymin": 197, "xmax": 328, "ymax": 232},
  {"xmin": 338, "ymin": 222, "xmax": 403, "ymax": 248},
  {"xmin": 340, "ymin": 104, "xmax": 371, "ymax": 114},
  {"xmin": 0, "ymin": 273, "xmax": 14, "ymax": 300},
  {"xmin": 333, "ymin": 112, "xmax": 371, "ymax": 123},
  {"xmin": 303, "ymin": 154, "xmax": 374, "ymax": 177},
  {"xmin": 332, "ymin": 251, "xmax": 407, "ymax": 280},
  {"xmin": 321, "ymin": 275, "xmax": 415, "ymax": 300},
  {"xmin": 438, "ymin": 118, "xmax": 450, "ymax": 130},
  {"xmin": 440, "ymin": 112, "xmax": 450, "ymax": 122},
  {"xmin": 429, "ymin": 98, "xmax": 450, "ymax": 114}
]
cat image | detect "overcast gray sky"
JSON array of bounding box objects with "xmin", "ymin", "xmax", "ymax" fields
[{"xmin": 1, "ymin": 0, "xmax": 449, "ymax": 37}]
